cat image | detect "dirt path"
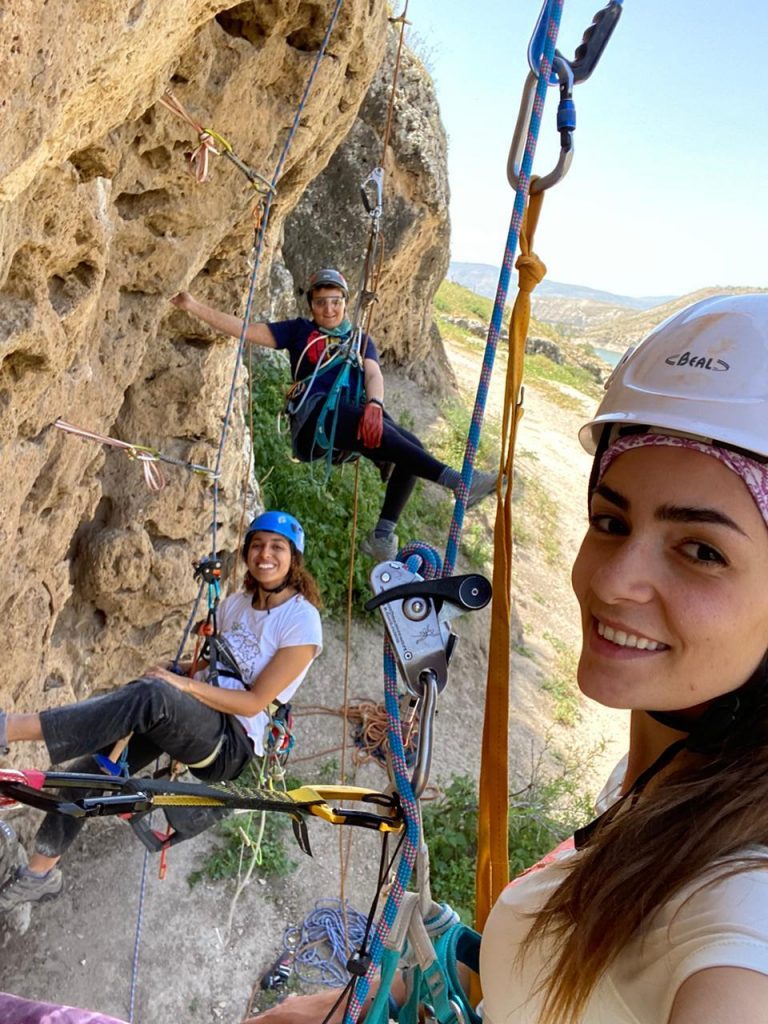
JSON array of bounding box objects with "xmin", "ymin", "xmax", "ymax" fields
[{"xmin": 0, "ymin": 337, "xmax": 626, "ymax": 1022}]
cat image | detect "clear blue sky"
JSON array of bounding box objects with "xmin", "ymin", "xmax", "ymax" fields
[{"xmin": 407, "ymin": 1, "xmax": 766, "ymax": 298}]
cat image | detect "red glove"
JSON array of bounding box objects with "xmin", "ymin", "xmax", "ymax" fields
[{"xmin": 358, "ymin": 401, "xmax": 384, "ymax": 449}]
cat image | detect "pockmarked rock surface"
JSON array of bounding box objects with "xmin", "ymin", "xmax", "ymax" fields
[
  {"xmin": 283, "ymin": 28, "xmax": 455, "ymax": 393},
  {"xmin": 0, "ymin": 2, "xmax": 451, "ymax": 739}
]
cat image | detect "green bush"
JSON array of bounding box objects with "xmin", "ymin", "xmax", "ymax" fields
[
  {"xmin": 188, "ymin": 810, "xmax": 294, "ymax": 887},
  {"xmin": 422, "ymin": 761, "xmax": 596, "ymax": 924}
]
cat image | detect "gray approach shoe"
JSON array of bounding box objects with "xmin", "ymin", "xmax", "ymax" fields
[
  {"xmin": 466, "ymin": 470, "xmax": 499, "ymax": 509},
  {"xmin": 360, "ymin": 530, "xmax": 399, "ymax": 562},
  {"xmin": 0, "ymin": 866, "xmax": 63, "ymax": 914}
]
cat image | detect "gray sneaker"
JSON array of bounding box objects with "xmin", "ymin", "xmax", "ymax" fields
[
  {"xmin": 466, "ymin": 470, "xmax": 499, "ymax": 509},
  {"xmin": 360, "ymin": 530, "xmax": 399, "ymax": 562},
  {"xmin": 0, "ymin": 866, "xmax": 62, "ymax": 913}
]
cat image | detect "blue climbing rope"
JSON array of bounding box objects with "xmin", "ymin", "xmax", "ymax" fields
[
  {"xmin": 442, "ymin": 1, "xmax": 565, "ymax": 577},
  {"xmin": 343, "ymin": 544, "xmax": 440, "ymax": 1023},
  {"xmin": 284, "ymin": 898, "xmax": 370, "ymax": 987},
  {"xmin": 344, "ymin": 5, "xmax": 566, "ymax": 1021}
]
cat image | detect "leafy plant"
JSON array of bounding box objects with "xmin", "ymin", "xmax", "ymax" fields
[
  {"xmin": 422, "ymin": 756, "xmax": 597, "ymax": 924},
  {"xmin": 541, "ymin": 631, "xmax": 582, "ymax": 726}
]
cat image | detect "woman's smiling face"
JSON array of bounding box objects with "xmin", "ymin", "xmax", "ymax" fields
[
  {"xmin": 571, "ymin": 445, "xmax": 768, "ymax": 712},
  {"xmin": 246, "ymin": 531, "xmax": 292, "ymax": 588}
]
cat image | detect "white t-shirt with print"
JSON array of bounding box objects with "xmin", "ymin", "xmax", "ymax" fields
[
  {"xmin": 208, "ymin": 591, "xmax": 322, "ymax": 755},
  {"xmin": 479, "ymin": 761, "xmax": 768, "ymax": 1023}
]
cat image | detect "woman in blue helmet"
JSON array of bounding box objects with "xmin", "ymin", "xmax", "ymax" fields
[
  {"xmin": 171, "ymin": 270, "xmax": 497, "ymax": 561},
  {"xmin": 0, "ymin": 511, "xmax": 322, "ymax": 913}
]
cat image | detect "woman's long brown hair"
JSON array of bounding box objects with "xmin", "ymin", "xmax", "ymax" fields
[{"xmin": 525, "ymin": 707, "xmax": 768, "ymax": 1023}]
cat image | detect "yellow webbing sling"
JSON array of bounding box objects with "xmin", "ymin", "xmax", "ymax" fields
[{"xmin": 475, "ymin": 188, "xmax": 547, "ymax": 942}]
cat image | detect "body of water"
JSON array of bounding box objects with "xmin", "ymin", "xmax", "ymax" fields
[{"xmin": 592, "ymin": 346, "xmax": 623, "ymax": 368}]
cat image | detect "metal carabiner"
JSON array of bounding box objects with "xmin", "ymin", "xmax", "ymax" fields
[
  {"xmin": 507, "ymin": 55, "xmax": 575, "ymax": 195},
  {"xmin": 360, "ymin": 166, "xmax": 384, "ymax": 219},
  {"xmin": 529, "ymin": 0, "xmax": 623, "ymax": 85},
  {"xmin": 409, "ymin": 669, "xmax": 438, "ymax": 799}
]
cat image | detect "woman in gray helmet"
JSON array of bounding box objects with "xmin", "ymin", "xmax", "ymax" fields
[
  {"xmin": 171, "ymin": 269, "xmax": 497, "ymax": 561},
  {"xmin": 247, "ymin": 294, "xmax": 768, "ymax": 1024}
]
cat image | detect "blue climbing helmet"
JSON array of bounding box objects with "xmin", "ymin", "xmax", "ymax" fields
[
  {"xmin": 243, "ymin": 511, "xmax": 305, "ymax": 556},
  {"xmin": 306, "ymin": 268, "xmax": 349, "ymax": 306}
]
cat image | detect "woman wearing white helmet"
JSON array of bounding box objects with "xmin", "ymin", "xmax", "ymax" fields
[
  {"xmin": 248, "ymin": 295, "xmax": 768, "ymax": 1023},
  {"xmin": 0, "ymin": 511, "xmax": 322, "ymax": 915},
  {"xmin": 171, "ymin": 271, "xmax": 497, "ymax": 561}
]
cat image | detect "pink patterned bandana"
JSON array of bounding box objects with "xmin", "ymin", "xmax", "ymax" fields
[{"xmin": 598, "ymin": 433, "xmax": 768, "ymax": 526}]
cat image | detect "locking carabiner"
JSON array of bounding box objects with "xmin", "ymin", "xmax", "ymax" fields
[{"xmin": 507, "ymin": 55, "xmax": 575, "ymax": 195}]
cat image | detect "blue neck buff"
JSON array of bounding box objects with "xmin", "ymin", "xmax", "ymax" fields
[{"xmin": 315, "ymin": 318, "xmax": 353, "ymax": 339}]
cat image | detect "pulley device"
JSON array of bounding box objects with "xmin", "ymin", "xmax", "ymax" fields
[{"xmin": 366, "ymin": 565, "xmax": 491, "ymax": 800}]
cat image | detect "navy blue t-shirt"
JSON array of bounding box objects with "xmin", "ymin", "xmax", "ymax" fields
[{"xmin": 268, "ymin": 318, "xmax": 379, "ymax": 399}]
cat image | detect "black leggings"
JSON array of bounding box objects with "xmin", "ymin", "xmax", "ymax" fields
[
  {"xmin": 35, "ymin": 677, "xmax": 253, "ymax": 858},
  {"xmin": 294, "ymin": 403, "xmax": 448, "ymax": 523}
]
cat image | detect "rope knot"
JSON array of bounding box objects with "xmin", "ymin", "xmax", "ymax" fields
[{"xmin": 514, "ymin": 252, "xmax": 547, "ymax": 294}]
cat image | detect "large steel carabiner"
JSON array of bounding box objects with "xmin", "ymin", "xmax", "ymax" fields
[{"xmin": 507, "ymin": 55, "xmax": 575, "ymax": 195}]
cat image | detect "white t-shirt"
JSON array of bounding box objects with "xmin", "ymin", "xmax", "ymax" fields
[
  {"xmin": 480, "ymin": 763, "xmax": 768, "ymax": 1023},
  {"xmin": 206, "ymin": 591, "xmax": 322, "ymax": 755}
]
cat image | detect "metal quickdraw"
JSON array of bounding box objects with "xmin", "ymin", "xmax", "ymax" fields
[{"xmin": 509, "ymin": 0, "xmax": 623, "ymax": 194}]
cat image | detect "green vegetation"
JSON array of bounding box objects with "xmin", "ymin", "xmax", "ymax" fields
[
  {"xmin": 541, "ymin": 631, "xmax": 582, "ymax": 726},
  {"xmin": 434, "ymin": 280, "xmax": 499, "ymax": 321},
  {"xmin": 522, "ymin": 352, "xmax": 602, "ymax": 410},
  {"xmin": 430, "ymin": 398, "xmax": 500, "ymax": 474},
  {"xmin": 250, "ymin": 352, "xmax": 455, "ymax": 616},
  {"xmin": 512, "ymin": 466, "xmax": 563, "ymax": 568},
  {"xmin": 188, "ymin": 761, "xmax": 345, "ymax": 888},
  {"xmin": 422, "ymin": 757, "xmax": 597, "ymax": 924},
  {"xmin": 433, "ymin": 280, "xmax": 563, "ymax": 344},
  {"xmin": 188, "ymin": 809, "xmax": 295, "ymax": 887}
]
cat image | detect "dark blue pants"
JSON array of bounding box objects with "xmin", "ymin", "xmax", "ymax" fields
[{"xmin": 35, "ymin": 677, "xmax": 253, "ymax": 858}]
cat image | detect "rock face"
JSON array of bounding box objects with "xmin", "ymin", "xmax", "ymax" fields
[
  {"xmin": 0, "ymin": 2, "xmax": 450, "ymax": 737},
  {"xmin": 282, "ymin": 27, "xmax": 454, "ymax": 392}
]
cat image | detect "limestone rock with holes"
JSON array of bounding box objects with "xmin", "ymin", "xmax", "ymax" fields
[
  {"xmin": 0, "ymin": 0, "xmax": 460, "ymax": 735},
  {"xmin": 282, "ymin": 28, "xmax": 455, "ymax": 393}
]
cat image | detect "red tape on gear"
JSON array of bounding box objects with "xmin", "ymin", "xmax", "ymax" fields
[{"xmin": 0, "ymin": 769, "xmax": 46, "ymax": 790}]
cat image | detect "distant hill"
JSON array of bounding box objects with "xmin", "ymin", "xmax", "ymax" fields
[
  {"xmin": 581, "ymin": 285, "xmax": 768, "ymax": 351},
  {"xmin": 449, "ymin": 262, "xmax": 674, "ymax": 311}
]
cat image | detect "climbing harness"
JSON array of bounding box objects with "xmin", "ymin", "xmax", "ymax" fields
[{"xmin": 54, "ymin": 418, "xmax": 217, "ymax": 492}]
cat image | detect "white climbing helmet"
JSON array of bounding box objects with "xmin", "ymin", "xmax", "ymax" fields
[{"xmin": 579, "ymin": 293, "xmax": 768, "ymax": 458}]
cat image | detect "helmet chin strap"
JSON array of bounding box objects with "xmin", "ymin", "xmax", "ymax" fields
[{"xmin": 251, "ymin": 577, "xmax": 292, "ymax": 613}]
